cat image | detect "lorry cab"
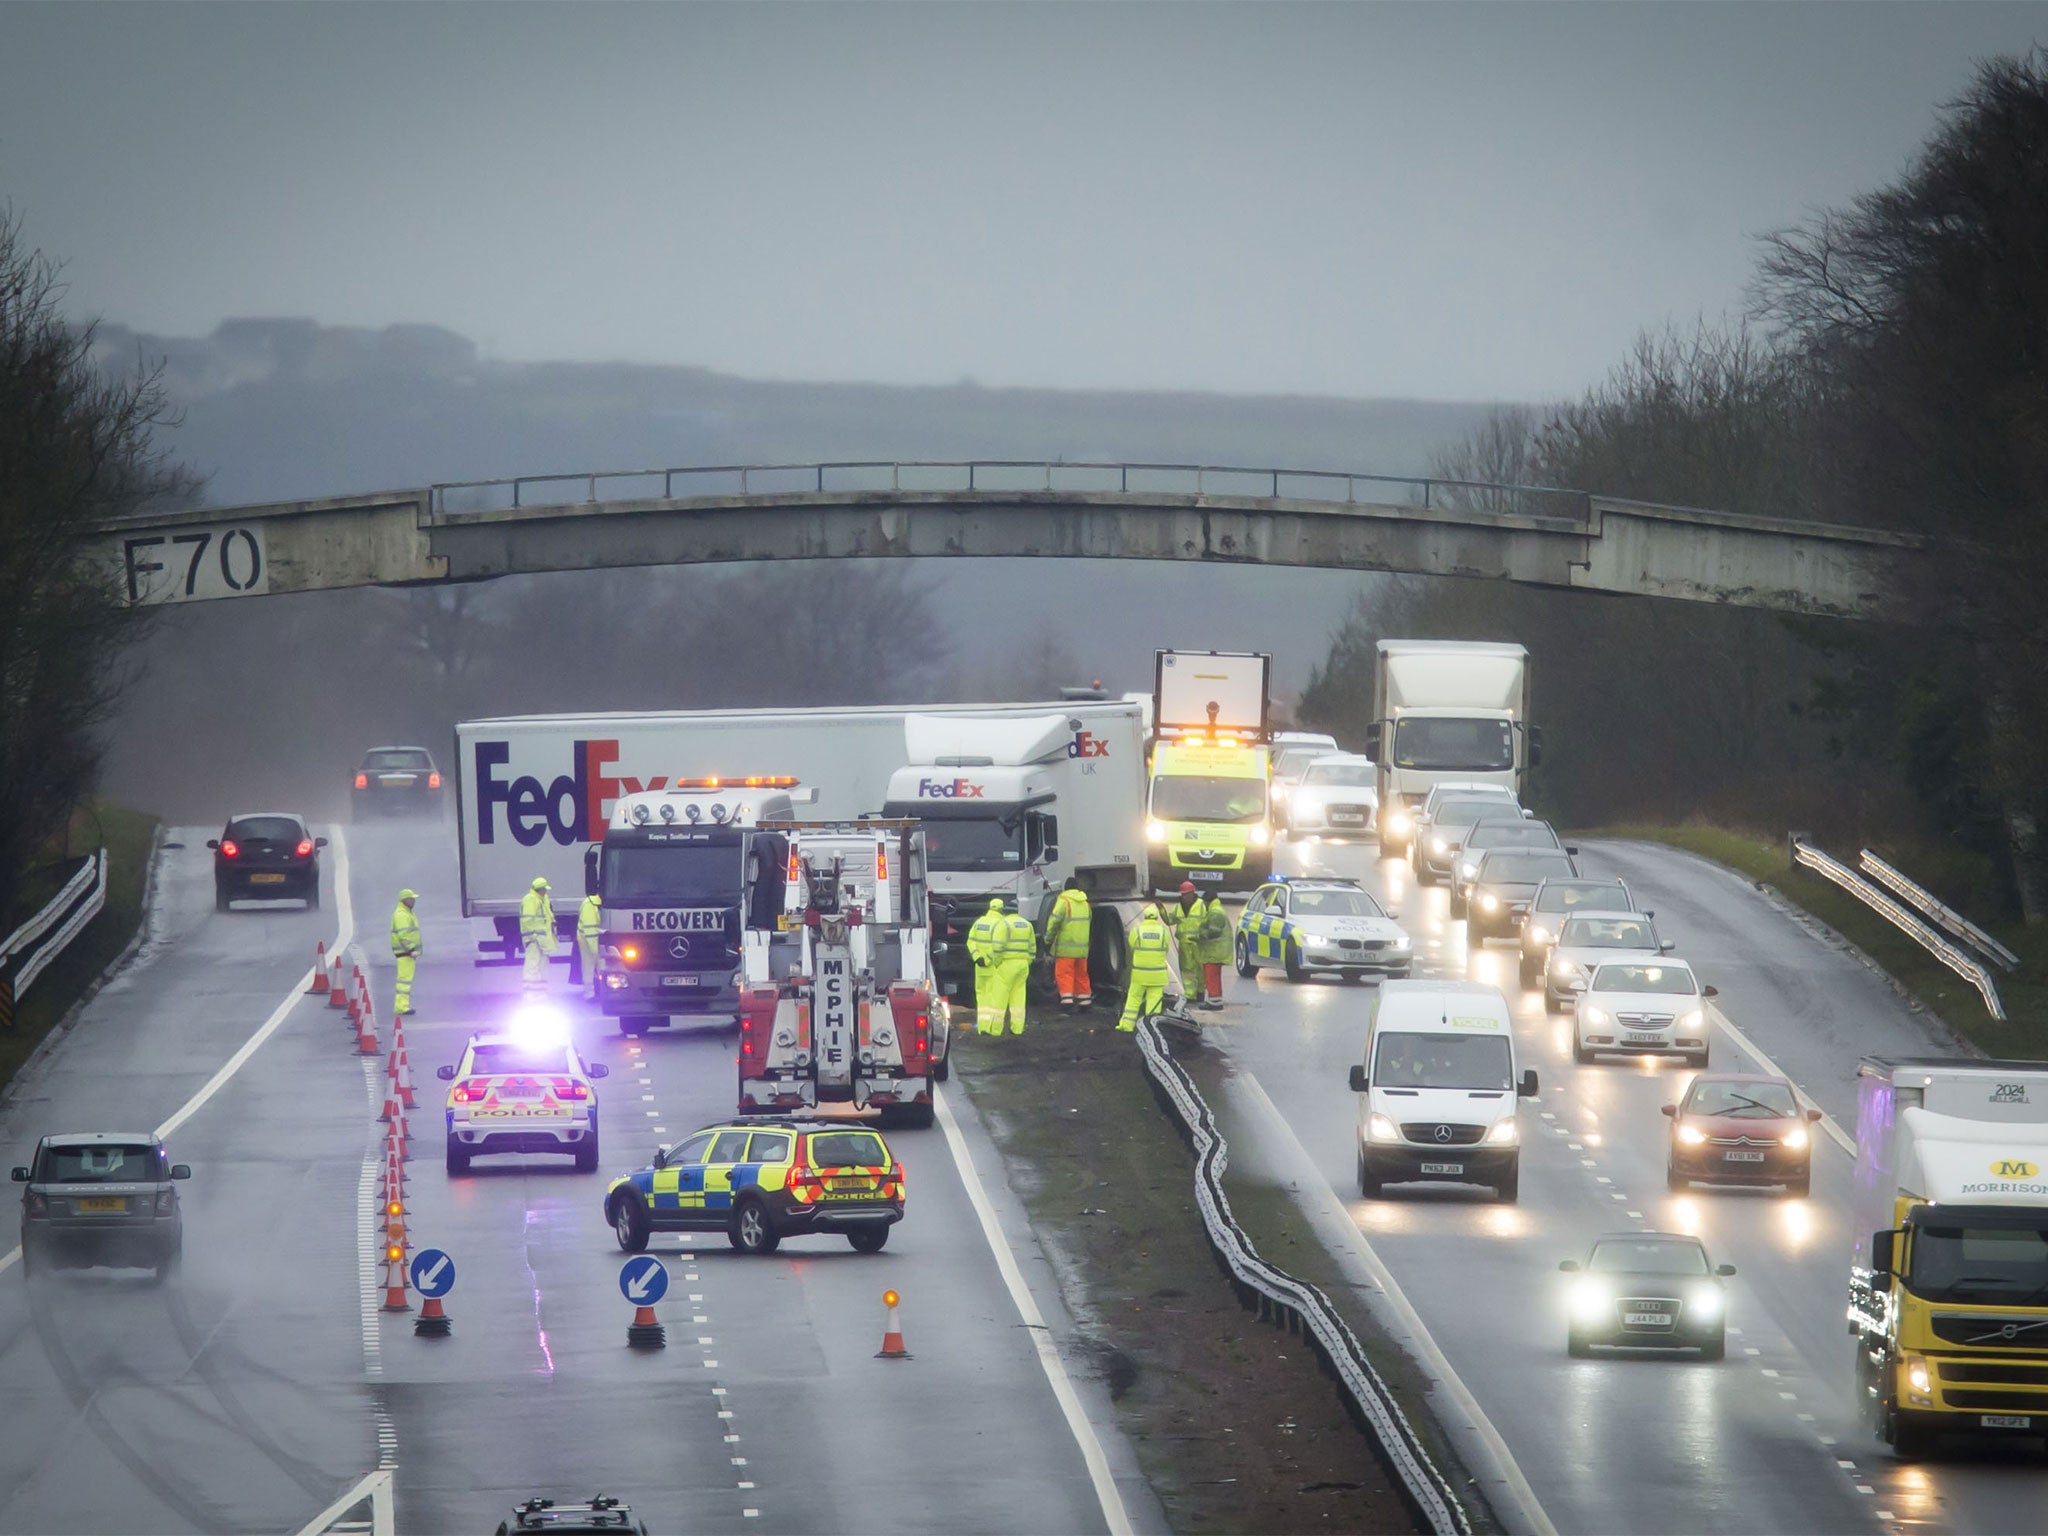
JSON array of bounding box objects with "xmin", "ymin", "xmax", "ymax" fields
[
  {"xmin": 590, "ymin": 779, "xmax": 812, "ymax": 1034},
  {"xmin": 1145, "ymin": 734, "xmax": 1272, "ymax": 893},
  {"xmin": 1347, "ymin": 980, "xmax": 1538, "ymax": 1203}
]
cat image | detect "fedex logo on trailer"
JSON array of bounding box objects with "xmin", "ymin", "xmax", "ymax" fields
[{"xmin": 475, "ymin": 738, "xmax": 672, "ymax": 846}]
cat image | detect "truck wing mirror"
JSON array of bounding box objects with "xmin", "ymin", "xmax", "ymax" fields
[
  {"xmin": 1518, "ymin": 1069, "xmax": 1539, "ymax": 1098},
  {"xmin": 1870, "ymin": 1229, "xmax": 1897, "ymax": 1278},
  {"xmin": 1348, "ymin": 1064, "xmax": 1368, "ymax": 1093},
  {"xmin": 1363, "ymin": 723, "xmax": 1382, "ymax": 756},
  {"xmin": 584, "ymin": 844, "xmax": 600, "ymax": 896},
  {"xmin": 436, "ymin": 1065, "xmax": 457, "ymax": 1081}
]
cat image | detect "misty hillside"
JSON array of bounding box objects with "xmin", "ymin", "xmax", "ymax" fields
[{"xmin": 94, "ymin": 319, "xmax": 1499, "ymax": 506}]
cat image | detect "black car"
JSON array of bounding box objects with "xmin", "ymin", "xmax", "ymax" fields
[
  {"xmin": 1561, "ymin": 1232, "xmax": 1735, "ymax": 1358},
  {"xmin": 14, "ymin": 1132, "xmax": 190, "ymax": 1281},
  {"xmin": 209, "ymin": 813, "xmax": 325, "ymax": 910},
  {"xmin": 1464, "ymin": 848, "xmax": 1580, "ymax": 942},
  {"xmin": 351, "ymin": 745, "xmax": 444, "ymax": 818}
]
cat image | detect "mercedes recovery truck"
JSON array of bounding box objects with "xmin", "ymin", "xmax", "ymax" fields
[
  {"xmin": 1849, "ymin": 1056, "xmax": 2048, "ymax": 1457},
  {"xmin": 1146, "ymin": 650, "xmax": 1274, "ymax": 893},
  {"xmin": 1367, "ymin": 641, "xmax": 1535, "ymax": 859}
]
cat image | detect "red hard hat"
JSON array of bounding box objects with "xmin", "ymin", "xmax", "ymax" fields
[{"xmin": 1179, "ymin": 881, "xmax": 1197, "ymax": 895}]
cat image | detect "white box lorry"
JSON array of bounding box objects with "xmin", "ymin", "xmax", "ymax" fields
[
  {"xmin": 1849, "ymin": 1056, "xmax": 2048, "ymax": 1456},
  {"xmin": 1367, "ymin": 641, "xmax": 1535, "ymax": 857}
]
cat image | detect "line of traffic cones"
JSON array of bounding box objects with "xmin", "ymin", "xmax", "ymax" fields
[
  {"xmin": 355, "ymin": 971, "xmax": 380, "ymax": 1056},
  {"xmin": 327, "ymin": 950, "xmax": 349, "ymax": 1010}
]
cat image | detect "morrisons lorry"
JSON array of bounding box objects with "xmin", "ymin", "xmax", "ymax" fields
[
  {"xmin": 1849, "ymin": 1056, "xmax": 2048, "ymax": 1456},
  {"xmin": 1366, "ymin": 641, "xmax": 1535, "ymax": 859},
  {"xmin": 1145, "ymin": 650, "xmax": 1274, "ymax": 893}
]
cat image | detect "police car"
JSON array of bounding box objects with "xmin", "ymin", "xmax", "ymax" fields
[
  {"xmin": 438, "ymin": 1011, "xmax": 610, "ymax": 1175},
  {"xmin": 1234, "ymin": 876, "xmax": 1413, "ymax": 983},
  {"xmin": 604, "ymin": 1117, "xmax": 903, "ymax": 1255}
]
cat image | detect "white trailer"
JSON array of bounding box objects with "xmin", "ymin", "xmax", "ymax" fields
[{"xmin": 1367, "ymin": 641, "xmax": 1535, "ymax": 857}]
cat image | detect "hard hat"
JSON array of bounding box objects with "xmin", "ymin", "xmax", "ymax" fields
[
  {"xmin": 532, "ymin": 876, "xmax": 550, "ymax": 890},
  {"xmin": 398, "ymin": 888, "xmax": 418, "ymax": 901},
  {"xmin": 1179, "ymin": 881, "xmax": 1197, "ymax": 896}
]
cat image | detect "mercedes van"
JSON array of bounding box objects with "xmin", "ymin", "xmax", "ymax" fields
[{"xmin": 1346, "ymin": 979, "xmax": 1537, "ymax": 1202}]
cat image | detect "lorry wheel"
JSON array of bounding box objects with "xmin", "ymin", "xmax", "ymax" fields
[
  {"xmin": 610, "ymin": 1194, "xmax": 650, "ymax": 1253},
  {"xmin": 1283, "ymin": 941, "xmax": 1308, "ymax": 982},
  {"xmin": 1234, "ymin": 936, "xmax": 1257, "ymax": 978},
  {"xmin": 847, "ymin": 1225, "xmax": 889, "ymax": 1254},
  {"xmin": 1885, "ymin": 1403, "xmax": 1931, "ymax": 1460},
  {"xmin": 1093, "ymin": 919, "xmax": 1129, "ymax": 994},
  {"xmin": 730, "ymin": 1197, "xmax": 780, "ymax": 1255}
]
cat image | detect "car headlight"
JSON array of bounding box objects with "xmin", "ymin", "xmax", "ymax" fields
[
  {"xmin": 1552, "ymin": 957, "xmax": 1579, "ymax": 978},
  {"xmin": 1385, "ymin": 811, "xmax": 1411, "ymax": 835},
  {"xmin": 1781, "ymin": 1125, "xmax": 1809, "ymax": 1151},
  {"xmin": 1686, "ymin": 1285, "xmax": 1723, "ymax": 1321},
  {"xmin": 1368, "ymin": 1113, "xmax": 1400, "ymax": 1142},
  {"xmin": 1479, "ymin": 893, "xmax": 1501, "ymax": 912},
  {"xmin": 1460, "ymin": 861, "xmax": 1478, "ymax": 879},
  {"xmin": 1676, "ymin": 1122, "xmax": 1707, "ymax": 1146},
  {"xmin": 1527, "ymin": 925, "xmax": 1551, "ymax": 945},
  {"xmin": 1678, "ymin": 1009, "xmax": 1705, "ymax": 1031},
  {"xmin": 1248, "ymin": 824, "xmax": 1270, "ymax": 846},
  {"xmin": 1146, "ymin": 820, "xmax": 1167, "ymax": 843},
  {"xmin": 1906, "ymin": 1355, "xmax": 1931, "ymax": 1395},
  {"xmin": 1571, "ymin": 1278, "xmax": 1613, "ymax": 1322},
  {"xmin": 1431, "ymin": 836, "xmax": 1449, "ymax": 855},
  {"xmin": 1581, "ymin": 1005, "xmax": 1607, "ymax": 1026},
  {"xmin": 1390, "ymin": 934, "xmax": 1411, "ymax": 950},
  {"xmin": 1486, "ymin": 1118, "xmax": 1518, "ymax": 1144}
]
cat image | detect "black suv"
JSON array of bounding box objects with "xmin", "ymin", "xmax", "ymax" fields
[
  {"xmin": 209, "ymin": 813, "xmax": 324, "ymax": 911},
  {"xmin": 352, "ymin": 745, "xmax": 444, "ymax": 818}
]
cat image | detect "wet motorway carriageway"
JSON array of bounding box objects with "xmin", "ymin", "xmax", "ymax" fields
[
  {"xmin": 1216, "ymin": 833, "xmax": 2048, "ymax": 1536},
  {"xmin": 0, "ymin": 819, "xmax": 1151, "ymax": 1535}
]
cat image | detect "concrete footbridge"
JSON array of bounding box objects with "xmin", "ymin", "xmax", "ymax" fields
[{"xmin": 92, "ymin": 459, "xmax": 1915, "ymax": 618}]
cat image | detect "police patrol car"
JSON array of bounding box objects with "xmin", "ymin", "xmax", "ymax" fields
[
  {"xmin": 604, "ymin": 1117, "xmax": 903, "ymax": 1255},
  {"xmin": 438, "ymin": 1013, "xmax": 610, "ymax": 1175},
  {"xmin": 1234, "ymin": 876, "xmax": 1413, "ymax": 983}
]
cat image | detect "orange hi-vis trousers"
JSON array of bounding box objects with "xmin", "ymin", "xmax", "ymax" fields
[{"xmin": 1054, "ymin": 956, "xmax": 1091, "ymax": 1004}]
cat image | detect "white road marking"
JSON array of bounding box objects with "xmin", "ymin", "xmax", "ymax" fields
[
  {"xmin": 935, "ymin": 1086, "xmax": 1135, "ymax": 1536},
  {"xmin": 292, "ymin": 1467, "xmax": 395, "ymax": 1536},
  {"xmin": 1708, "ymin": 1005, "xmax": 1856, "ymax": 1155}
]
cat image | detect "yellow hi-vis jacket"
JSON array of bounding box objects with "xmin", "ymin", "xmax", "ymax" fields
[
  {"xmin": 577, "ymin": 894, "xmax": 602, "ymax": 944},
  {"xmin": 966, "ymin": 901, "xmax": 1007, "ymax": 967},
  {"xmin": 999, "ymin": 911, "xmax": 1038, "ymax": 962},
  {"xmin": 1128, "ymin": 906, "xmax": 1173, "ymax": 980},
  {"xmin": 520, "ymin": 886, "xmax": 556, "ymax": 949},
  {"xmin": 1047, "ymin": 887, "xmax": 1092, "ymax": 959},
  {"xmin": 389, "ymin": 902, "xmax": 421, "ymax": 959}
]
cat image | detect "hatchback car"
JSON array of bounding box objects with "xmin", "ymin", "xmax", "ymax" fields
[
  {"xmin": 1236, "ymin": 877, "xmax": 1411, "ymax": 982},
  {"xmin": 1450, "ymin": 821, "xmax": 1570, "ymax": 916},
  {"xmin": 209, "ymin": 813, "xmax": 325, "ymax": 911},
  {"xmin": 1544, "ymin": 910, "xmax": 1672, "ymax": 1012},
  {"xmin": 1280, "ymin": 754, "xmax": 1379, "ymax": 840},
  {"xmin": 604, "ymin": 1118, "xmax": 903, "ymax": 1255},
  {"xmin": 1518, "ymin": 878, "xmax": 1637, "ymax": 986},
  {"xmin": 1413, "ymin": 797, "xmax": 1526, "ymax": 886},
  {"xmin": 1464, "ymin": 848, "xmax": 1580, "ymax": 942},
  {"xmin": 1664, "ymin": 1073, "xmax": 1821, "ymax": 1196},
  {"xmin": 1562, "ymin": 1232, "xmax": 1735, "ymax": 1358},
  {"xmin": 1571, "ymin": 957, "xmax": 1717, "ymax": 1066},
  {"xmin": 352, "ymin": 745, "xmax": 445, "ymax": 818},
  {"xmin": 14, "ymin": 1133, "xmax": 190, "ymax": 1281},
  {"xmin": 439, "ymin": 1022, "xmax": 611, "ymax": 1174}
]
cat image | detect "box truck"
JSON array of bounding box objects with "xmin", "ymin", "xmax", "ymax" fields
[
  {"xmin": 1849, "ymin": 1056, "xmax": 2048, "ymax": 1456},
  {"xmin": 1367, "ymin": 641, "xmax": 1535, "ymax": 858}
]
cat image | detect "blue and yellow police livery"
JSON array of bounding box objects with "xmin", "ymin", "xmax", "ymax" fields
[
  {"xmin": 604, "ymin": 1119, "xmax": 904, "ymax": 1255},
  {"xmin": 1233, "ymin": 877, "xmax": 1414, "ymax": 984}
]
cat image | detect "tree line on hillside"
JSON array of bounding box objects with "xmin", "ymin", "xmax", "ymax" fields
[{"xmin": 1302, "ymin": 50, "xmax": 2048, "ymax": 919}]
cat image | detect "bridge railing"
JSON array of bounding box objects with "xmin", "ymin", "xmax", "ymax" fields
[{"xmin": 428, "ymin": 460, "xmax": 1592, "ymax": 523}]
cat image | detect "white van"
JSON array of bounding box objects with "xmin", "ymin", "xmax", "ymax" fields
[{"xmin": 1346, "ymin": 979, "xmax": 1537, "ymax": 1202}]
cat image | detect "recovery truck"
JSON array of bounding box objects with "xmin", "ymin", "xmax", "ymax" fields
[
  {"xmin": 736, "ymin": 821, "xmax": 944, "ymax": 1129},
  {"xmin": 1849, "ymin": 1056, "xmax": 2048, "ymax": 1456},
  {"xmin": 1146, "ymin": 650, "xmax": 1274, "ymax": 893},
  {"xmin": 1367, "ymin": 641, "xmax": 1535, "ymax": 858}
]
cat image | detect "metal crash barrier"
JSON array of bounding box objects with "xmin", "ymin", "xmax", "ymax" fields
[
  {"xmin": 1790, "ymin": 838, "xmax": 2005, "ymax": 1020},
  {"xmin": 0, "ymin": 850, "xmax": 107, "ymax": 1027},
  {"xmin": 1134, "ymin": 1013, "xmax": 1473, "ymax": 1536},
  {"xmin": 1856, "ymin": 849, "xmax": 2020, "ymax": 973}
]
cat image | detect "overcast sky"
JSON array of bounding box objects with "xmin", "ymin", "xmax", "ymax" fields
[{"xmin": 3, "ymin": 1, "xmax": 2041, "ymax": 401}]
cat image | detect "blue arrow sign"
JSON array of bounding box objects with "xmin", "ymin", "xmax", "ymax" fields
[
  {"xmin": 410, "ymin": 1248, "xmax": 455, "ymax": 1299},
  {"xmin": 619, "ymin": 1255, "xmax": 668, "ymax": 1306}
]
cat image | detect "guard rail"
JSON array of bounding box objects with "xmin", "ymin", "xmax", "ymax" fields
[
  {"xmin": 1856, "ymin": 850, "xmax": 2020, "ymax": 973},
  {"xmin": 1134, "ymin": 1014, "xmax": 1471, "ymax": 1536},
  {"xmin": 0, "ymin": 850, "xmax": 108, "ymax": 1026},
  {"xmin": 1790, "ymin": 838, "xmax": 2005, "ymax": 1020}
]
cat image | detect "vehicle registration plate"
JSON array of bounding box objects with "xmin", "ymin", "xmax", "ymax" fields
[
  {"xmin": 1624, "ymin": 1031, "xmax": 1665, "ymax": 1044},
  {"xmin": 378, "ymin": 774, "xmax": 413, "ymax": 786},
  {"xmin": 250, "ymin": 872, "xmax": 286, "ymax": 885},
  {"xmin": 77, "ymin": 1197, "xmax": 126, "ymax": 1212},
  {"xmin": 1624, "ymin": 1311, "xmax": 1673, "ymax": 1327},
  {"xmin": 1723, "ymin": 1150, "xmax": 1766, "ymax": 1163},
  {"xmin": 1332, "ymin": 812, "xmax": 1365, "ymax": 825},
  {"xmin": 826, "ymin": 1176, "xmax": 875, "ymax": 1192},
  {"xmin": 660, "ymin": 975, "xmax": 701, "ymax": 987},
  {"xmin": 1419, "ymin": 1162, "xmax": 1464, "ymax": 1175},
  {"xmin": 1981, "ymin": 1414, "xmax": 2032, "ymax": 1429},
  {"xmin": 1189, "ymin": 870, "xmax": 1224, "ymax": 882}
]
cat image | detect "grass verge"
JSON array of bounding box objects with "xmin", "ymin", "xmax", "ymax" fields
[
  {"xmin": 1, "ymin": 802, "xmax": 160, "ymax": 1093},
  {"xmin": 1581, "ymin": 823, "xmax": 2047, "ymax": 1060},
  {"xmin": 953, "ymin": 1018, "xmax": 1423, "ymax": 1535}
]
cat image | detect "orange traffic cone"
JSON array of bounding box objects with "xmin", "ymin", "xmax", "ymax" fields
[
  {"xmin": 310, "ymin": 941, "xmax": 329, "ymax": 994},
  {"xmin": 381, "ymin": 1242, "xmax": 410, "ymax": 1311},
  {"xmin": 627, "ymin": 1304, "xmax": 666, "ymax": 1349},
  {"xmin": 875, "ymin": 1288, "xmax": 911, "ymax": 1359},
  {"xmin": 394, "ymin": 1039, "xmax": 416, "ymax": 1109},
  {"xmin": 413, "ymin": 1295, "xmax": 451, "ymax": 1338},
  {"xmin": 328, "ymin": 954, "xmax": 349, "ymax": 1009},
  {"xmin": 384, "ymin": 1192, "xmax": 406, "ymax": 1244}
]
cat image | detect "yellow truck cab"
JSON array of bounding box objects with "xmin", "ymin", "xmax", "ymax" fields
[{"xmin": 1146, "ymin": 735, "xmax": 1272, "ymax": 893}]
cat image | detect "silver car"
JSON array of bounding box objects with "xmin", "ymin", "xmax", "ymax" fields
[
  {"xmin": 1281, "ymin": 754, "xmax": 1379, "ymax": 839},
  {"xmin": 14, "ymin": 1132, "xmax": 189, "ymax": 1281}
]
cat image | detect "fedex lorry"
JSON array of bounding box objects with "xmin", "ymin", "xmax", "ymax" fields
[
  {"xmin": 1849, "ymin": 1056, "xmax": 2048, "ymax": 1456},
  {"xmin": 1367, "ymin": 641, "xmax": 1535, "ymax": 858}
]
